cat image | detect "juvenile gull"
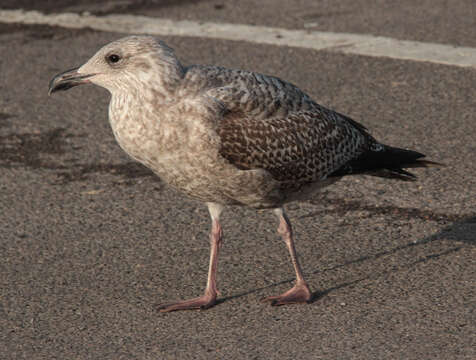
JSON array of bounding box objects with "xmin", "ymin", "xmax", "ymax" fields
[{"xmin": 49, "ymin": 36, "xmax": 439, "ymax": 312}]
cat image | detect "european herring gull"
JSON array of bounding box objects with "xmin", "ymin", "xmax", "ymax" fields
[{"xmin": 49, "ymin": 36, "xmax": 439, "ymax": 312}]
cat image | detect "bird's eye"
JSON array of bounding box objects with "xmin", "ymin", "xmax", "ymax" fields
[{"xmin": 107, "ymin": 54, "xmax": 121, "ymax": 64}]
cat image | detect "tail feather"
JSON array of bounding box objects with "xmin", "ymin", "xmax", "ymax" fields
[{"xmin": 330, "ymin": 144, "xmax": 443, "ymax": 181}]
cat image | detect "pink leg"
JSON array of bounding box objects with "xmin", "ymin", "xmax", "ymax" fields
[
  {"xmin": 158, "ymin": 203, "xmax": 223, "ymax": 312},
  {"xmin": 262, "ymin": 208, "xmax": 312, "ymax": 306}
]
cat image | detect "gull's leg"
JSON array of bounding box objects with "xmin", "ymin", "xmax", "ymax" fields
[
  {"xmin": 158, "ymin": 203, "xmax": 223, "ymax": 312},
  {"xmin": 261, "ymin": 208, "xmax": 312, "ymax": 306}
]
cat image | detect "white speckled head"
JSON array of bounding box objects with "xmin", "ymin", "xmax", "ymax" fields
[{"xmin": 76, "ymin": 35, "xmax": 184, "ymax": 94}]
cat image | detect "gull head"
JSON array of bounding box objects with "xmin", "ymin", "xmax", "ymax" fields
[{"xmin": 49, "ymin": 35, "xmax": 183, "ymax": 95}]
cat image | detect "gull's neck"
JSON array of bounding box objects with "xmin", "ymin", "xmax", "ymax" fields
[{"xmin": 107, "ymin": 59, "xmax": 185, "ymax": 164}]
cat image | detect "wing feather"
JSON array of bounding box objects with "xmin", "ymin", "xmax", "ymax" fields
[
  {"xmin": 216, "ymin": 106, "xmax": 370, "ymax": 189},
  {"xmin": 186, "ymin": 66, "xmax": 372, "ymax": 189}
]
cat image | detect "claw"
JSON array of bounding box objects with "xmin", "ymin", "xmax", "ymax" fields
[{"xmin": 261, "ymin": 282, "xmax": 312, "ymax": 306}]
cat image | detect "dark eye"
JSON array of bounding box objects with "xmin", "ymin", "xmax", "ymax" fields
[{"xmin": 107, "ymin": 54, "xmax": 121, "ymax": 64}]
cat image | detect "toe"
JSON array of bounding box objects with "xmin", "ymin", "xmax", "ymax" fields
[
  {"xmin": 262, "ymin": 283, "xmax": 312, "ymax": 306},
  {"xmin": 157, "ymin": 294, "xmax": 216, "ymax": 312}
]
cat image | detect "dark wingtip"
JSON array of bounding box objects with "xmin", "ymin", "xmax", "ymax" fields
[
  {"xmin": 330, "ymin": 144, "xmax": 444, "ymax": 181},
  {"xmin": 403, "ymin": 159, "xmax": 446, "ymax": 168},
  {"xmin": 379, "ymin": 168, "xmax": 418, "ymax": 181}
]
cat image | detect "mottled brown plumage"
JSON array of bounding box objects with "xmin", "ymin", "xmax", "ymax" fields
[{"xmin": 49, "ymin": 36, "xmax": 439, "ymax": 312}]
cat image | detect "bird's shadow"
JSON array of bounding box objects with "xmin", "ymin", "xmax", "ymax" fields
[{"xmin": 219, "ymin": 205, "xmax": 475, "ymax": 305}]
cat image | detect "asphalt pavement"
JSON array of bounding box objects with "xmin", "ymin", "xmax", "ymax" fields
[{"xmin": 0, "ymin": 1, "xmax": 475, "ymax": 359}]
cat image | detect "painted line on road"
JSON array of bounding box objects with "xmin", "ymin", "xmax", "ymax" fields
[{"xmin": 1, "ymin": 9, "xmax": 476, "ymax": 68}]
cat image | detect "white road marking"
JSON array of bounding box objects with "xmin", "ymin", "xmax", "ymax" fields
[{"xmin": 1, "ymin": 9, "xmax": 476, "ymax": 68}]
